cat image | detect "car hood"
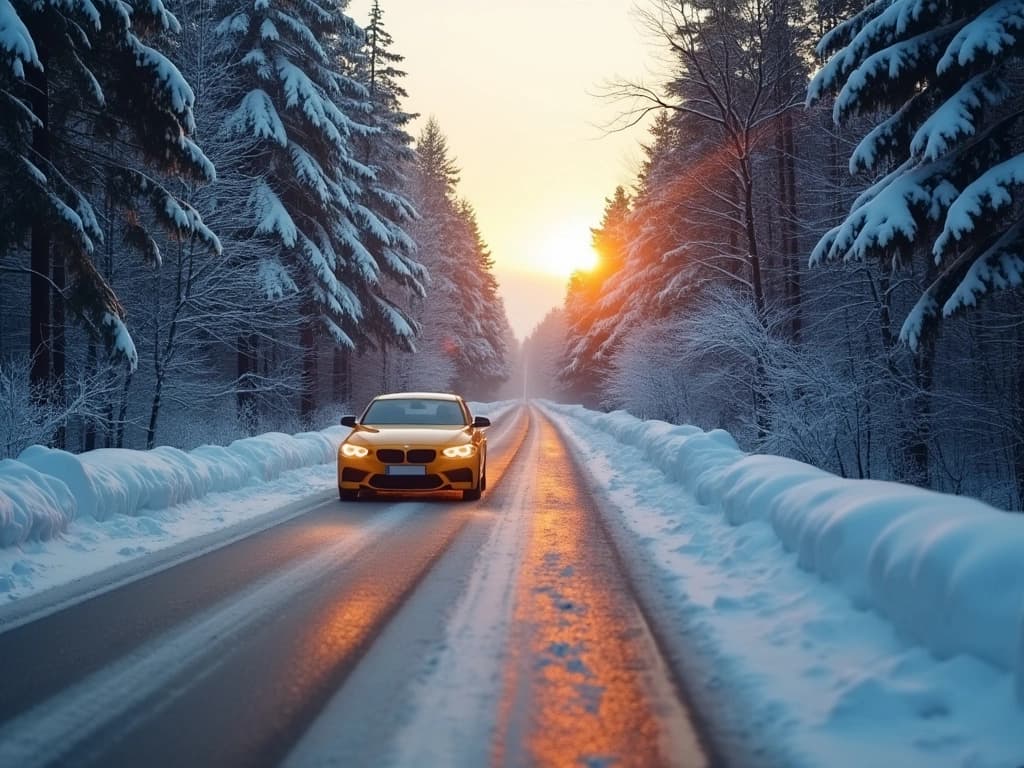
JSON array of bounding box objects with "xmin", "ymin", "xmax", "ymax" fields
[{"xmin": 348, "ymin": 426, "xmax": 471, "ymax": 447}]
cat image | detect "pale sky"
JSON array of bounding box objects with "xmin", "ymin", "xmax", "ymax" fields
[{"xmin": 348, "ymin": 0, "xmax": 653, "ymax": 340}]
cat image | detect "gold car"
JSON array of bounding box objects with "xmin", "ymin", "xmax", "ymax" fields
[{"xmin": 337, "ymin": 392, "xmax": 490, "ymax": 502}]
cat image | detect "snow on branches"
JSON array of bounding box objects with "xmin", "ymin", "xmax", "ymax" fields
[
  {"xmin": 808, "ymin": 0, "xmax": 1024, "ymax": 349},
  {"xmin": 0, "ymin": 0, "xmax": 37, "ymax": 79},
  {"xmin": 0, "ymin": 0, "xmax": 218, "ymax": 369},
  {"xmin": 216, "ymin": 0, "xmax": 423, "ymax": 359}
]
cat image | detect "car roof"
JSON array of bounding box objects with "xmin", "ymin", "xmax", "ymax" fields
[{"xmin": 372, "ymin": 392, "xmax": 463, "ymax": 402}]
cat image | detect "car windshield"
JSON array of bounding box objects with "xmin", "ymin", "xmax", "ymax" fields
[{"xmin": 362, "ymin": 398, "xmax": 466, "ymax": 426}]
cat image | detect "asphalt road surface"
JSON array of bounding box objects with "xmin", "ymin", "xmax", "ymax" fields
[{"xmin": 0, "ymin": 405, "xmax": 719, "ymax": 768}]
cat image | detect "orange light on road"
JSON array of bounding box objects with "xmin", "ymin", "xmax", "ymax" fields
[{"xmin": 492, "ymin": 418, "xmax": 706, "ymax": 767}]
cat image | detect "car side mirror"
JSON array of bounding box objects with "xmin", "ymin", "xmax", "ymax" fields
[
  {"xmin": 340, "ymin": 415, "xmax": 358, "ymax": 428},
  {"xmin": 472, "ymin": 416, "xmax": 491, "ymax": 428}
]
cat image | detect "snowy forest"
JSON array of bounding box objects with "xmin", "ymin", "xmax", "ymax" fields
[
  {"xmin": 4, "ymin": 0, "xmax": 1024, "ymax": 512},
  {"xmin": 524, "ymin": 0, "xmax": 1024, "ymax": 511},
  {"xmin": 0, "ymin": 0, "xmax": 513, "ymax": 456}
]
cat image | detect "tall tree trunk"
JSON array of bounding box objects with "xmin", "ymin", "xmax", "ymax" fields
[
  {"xmin": 236, "ymin": 333, "xmax": 257, "ymax": 427},
  {"xmin": 115, "ymin": 372, "xmax": 132, "ymax": 448},
  {"xmin": 84, "ymin": 339, "xmax": 97, "ymax": 451},
  {"xmin": 727, "ymin": 171, "xmax": 740, "ymax": 267},
  {"xmin": 1015, "ymin": 324, "xmax": 1024, "ymax": 507},
  {"xmin": 778, "ymin": 110, "xmax": 801, "ymax": 343},
  {"xmin": 146, "ymin": 366, "xmax": 163, "ymax": 450},
  {"xmin": 741, "ymin": 158, "xmax": 765, "ymax": 317},
  {"xmin": 147, "ymin": 274, "xmax": 164, "ymax": 449},
  {"xmin": 906, "ymin": 348, "xmax": 934, "ymax": 487},
  {"xmin": 52, "ymin": 247, "xmax": 66, "ymax": 448},
  {"xmin": 740, "ymin": 155, "xmax": 769, "ymax": 439},
  {"xmin": 300, "ymin": 305, "xmax": 318, "ymax": 424},
  {"xmin": 332, "ymin": 347, "xmax": 349, "ymax": 404},
  {"xmin": 27, "ymin": 42, "xmax": 51, "ymax": 409}
]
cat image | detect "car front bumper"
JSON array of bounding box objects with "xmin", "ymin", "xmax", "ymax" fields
[{"xmin": 337, "ymin": 452, "xmax": 480, "ymax": 493}]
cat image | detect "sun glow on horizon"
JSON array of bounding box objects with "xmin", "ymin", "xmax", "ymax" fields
[{"xmin": 527, "ymin": 220, "xmax": 600, "ymax": 279}]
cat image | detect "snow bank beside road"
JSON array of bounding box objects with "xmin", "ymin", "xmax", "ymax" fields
[
  {"xmin": 543, "ymin": 403, "xmax": 1024, "ymax": 702},
  {"xmin": 0, "ymin": 427, "xmax": 348, "ymax": 548},
  {"xmin": 544, "ymin": 402, "xmax": 1023, "ymax": 767}
]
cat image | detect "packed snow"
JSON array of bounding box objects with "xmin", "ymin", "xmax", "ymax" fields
[
  {"xmin": 542, "ymin": 401, "xmax": 1024, "ymax": 768},
  {"xmin": 2, "ymin": 427, "xmax": 345, "ymax": 546}
]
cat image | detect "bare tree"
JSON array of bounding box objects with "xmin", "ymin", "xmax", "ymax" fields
[{"xmin": 606, "ymin": 0, "xmax": 805, "ymax": 315}]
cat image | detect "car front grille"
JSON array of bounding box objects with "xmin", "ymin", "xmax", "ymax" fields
[
  {"xmin": 369, "ymin": 474, "xmax": 444, "ymax": 490},
  {"xmin": 376, "ymin": 449, "xmax": 405, "ymax": 464},
  {"xmin": 406, "ymin": 449, "xmax": 436, "ymax": 463},
  {"xmin": 375, "ymin": 448, "xmax": 437, "ymax": 464}
]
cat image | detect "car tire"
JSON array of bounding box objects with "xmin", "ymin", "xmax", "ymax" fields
[
  {"xmin": 462, "ymin": 459, "xmax": 484, "ymax": 501},
  {"xmin": 339, "ymin": 488, "xmax": 359, "ymax": 501}
]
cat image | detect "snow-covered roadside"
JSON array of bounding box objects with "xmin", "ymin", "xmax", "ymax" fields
[
  {"xmin": 0, "ymin": 464, "xmax": 340, "ymax": 613},
  {"xmin": 0, "ymin": 427, "xmax": 349, "ymax": 548},
  {"xmin": 541, "ymin": 401, "xmax": 1024, "ymax": 768},
  {"xmin": 0, "ymin": 401, "xmax": 515, "ymax": 613}
]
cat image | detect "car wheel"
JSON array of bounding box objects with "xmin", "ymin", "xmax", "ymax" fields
[
  {"xmin": 463, "ymin": 460, "xmax": 483, "ymax": 501},
  {"xmin": 339, "ymin": 488, "xmax": 359, "ymax": 501}
]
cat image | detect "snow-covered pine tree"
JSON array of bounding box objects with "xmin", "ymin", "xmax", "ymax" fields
[
  {"xmin": 808, "ymin": 0, "xmax": 1024, "ymax": 350},
  {"xmin": 215, "ymin": 0, "xmax": 421, "ymax": 418},
  {"xmin": 414, "ymin": 116, "xmax": 460, "ymax": 205},
  {"xmin": 453, "ymin": 200, "xmax": 510, "ymax": 398},
  {"xmin": 397, "ymin": 118, "xmax": 509, "ymax": 399},
  {"xmin": 387, "ymin": 117, "xmax": 462, "ymax": 392},
  {"xmin": 560, "ymin": 186, "xmax": 632, "ymax": 407},
  {"xmin": 343, "ymin": 0, "xmax": 425, "ymax": 361},
  {"xmin": 0, "ymin": 0, "xmax": 217, "ymax": 385}
]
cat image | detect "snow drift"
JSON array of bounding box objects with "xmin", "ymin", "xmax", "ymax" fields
[
  {"xmin": 0, "ymin": 427, "xmax": 348, "ymax": 548},
  {"xmin": 543, "ymin": 402, "xmax": 1024, "ymax": 702}
]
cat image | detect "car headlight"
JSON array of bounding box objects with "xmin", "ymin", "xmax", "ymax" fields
[
  {"xmin": 442, "ymin": 444, "xmax": 476, "ymax": 459},
  {"xmin": 341, "ymin": 443, "xmax": 369, "ymax": 458}
]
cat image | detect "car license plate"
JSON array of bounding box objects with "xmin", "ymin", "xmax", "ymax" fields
[{"xmin": 387, "ymin": 465, "xmax": 426, "ymax": 476}]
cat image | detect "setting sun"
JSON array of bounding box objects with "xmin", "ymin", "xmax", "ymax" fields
[{"xmin": 529, "ymin": 220, "xmax": 600, "ymax": 278}]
